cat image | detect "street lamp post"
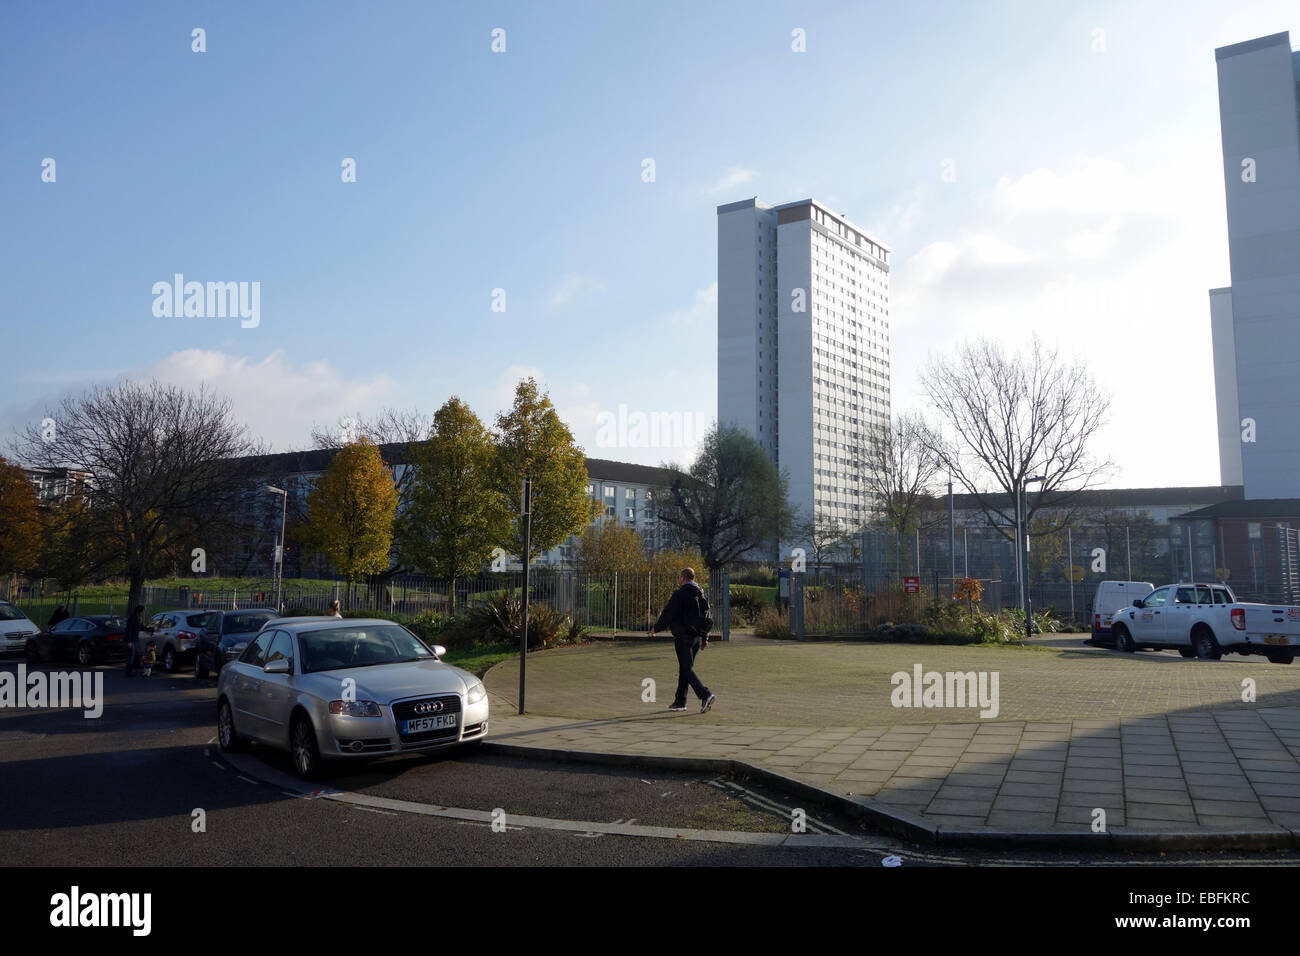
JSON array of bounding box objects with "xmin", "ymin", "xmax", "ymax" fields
[
  {"xmin": 1021, "ymin": 474, "xmax": 1046, "ymax": 641},
  {"xmin": 264, "ymin": 485, "xmax": 287, "ymax": 612}
]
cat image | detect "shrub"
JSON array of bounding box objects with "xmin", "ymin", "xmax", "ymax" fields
[
  {"xmin": 469, "ymin": 593, "xmax": 569, "ymax": 649},
  {"xmin": 753, "ymin": 607, "xmax": 795, "ymax": 640},
  {"xmin": 728, "ymin": 587, "xmax": 766, "ymax": 625}
]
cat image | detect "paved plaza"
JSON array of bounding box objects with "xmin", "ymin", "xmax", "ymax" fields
[{"xmin": 484, "ymin": 635, "xmax": 1300, "ymax": 838}]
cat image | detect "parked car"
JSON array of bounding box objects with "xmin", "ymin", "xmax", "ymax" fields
[
  {"xmin": 1090, "ymin": 580, "xmax": 1154, "ymax": 645},
  {"xmin": 27, "ymin": 615, "xmax": 129, "ymax": 666},
  {"xmin": 194, "ymin": 609, "xmax": 278, "ymax": 679},
  {"xmin": 147, "ymin": 609, "xmax": 213, "ymax": 673},
  {"xmin": 0, "ymin": 601, "xmax": 39, "ymax": 658},
  {"xmin": 216, "ymin": 617, "xmax": 489, "ymax": 780},
  {"xmin": 1110, "ymin": 582, "xmax": 1300, "ymax": 663}
]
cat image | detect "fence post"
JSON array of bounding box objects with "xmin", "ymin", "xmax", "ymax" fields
[
  {"xmin": 646, "ymin": 571, "xmax": 651, "ymax": 631},
  {"xmin": 792, "ymin": 572, "xmax": 804, "ymax": 641},
  {"xmin": 613, "ymin": 572, "xmax": 618, "ymax": 635},
  {"xmin": 721, "ymin": 570, "xmax": 730, "ymax": 641}
]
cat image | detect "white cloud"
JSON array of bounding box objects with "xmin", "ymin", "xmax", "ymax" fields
[
  {"xmin": 890, "ymin": 156, "xmax": 1229, "ymax": 487},
  {"xmin": 669, "ymin": 281, "xmax": 717, "ymax": 330},
  {"xmin": 143, "ymin": 349, "xmax": 395, "ymax": 450},
  {"xmin": 709, "ymin": 165, "xmax": 758, "ymax": 194},
  {"xmin": 547, "ymin": 273, "xmax": 606, "ymax": 312}
]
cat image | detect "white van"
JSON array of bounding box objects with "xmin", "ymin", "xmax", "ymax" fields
[{"xmin": 1091, "ymin": 581, "xmax": 1154, "ymax": 646}]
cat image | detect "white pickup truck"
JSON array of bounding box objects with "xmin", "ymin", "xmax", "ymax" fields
[{"xmin": 1109, "ymin": 582, "xmax": 1300, "ymax": 664}]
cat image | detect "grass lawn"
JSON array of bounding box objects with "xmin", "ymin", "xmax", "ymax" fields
[{"xmin": 441, "ymin": 641, "xmax": 518, "ymax": 678}]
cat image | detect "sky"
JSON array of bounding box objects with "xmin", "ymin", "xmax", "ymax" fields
[{"xmin": 2, "ymin": 0, "xmax": 1296, "ymax": 489}]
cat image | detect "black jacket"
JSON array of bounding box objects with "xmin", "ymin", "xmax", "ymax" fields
[{"xmin": 654, "ymin": 581, "xmax": 705, "ymax": 640}]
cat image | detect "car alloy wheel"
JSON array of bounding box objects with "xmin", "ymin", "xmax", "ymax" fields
[
  {"xmin": 292, "ymin": 717, "xmax": 322, "ymax": 780},
  {"xmin": 164, "ymin": 646, "xmax": 177, "ymax": 673},
  {"xmin": 77, "ymin": 643, "xmax": 91, "ymax": 667},
  {"xmin": 217, "ymin": 700, "xmax": 246, "ymax": 752}
]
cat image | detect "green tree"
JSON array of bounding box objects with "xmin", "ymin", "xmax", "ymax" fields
[
  {"xmin": 650, "ymin": 424, "xmax": 793, "ymax": 571},
  {"xmin": 494, "ymin": 378, "xmax": 599, "ymax": 560},
  {"xmin": 575, "ymin": 521, "xmax": 646, "ymax": 575},
  {"xmin": 34, "ymin": 496, "xmax": 108, "ymax": 590},
  {"xmin": 397, "ymin": 397, "xmax": 508, "ymax": 611},
  {"xmin": 0, "ymin": 457, "xmax": 42, "ymax": 591},
  {"xmin": 302, "ymin": 438, "xmax": 398, "ymax": 605}
]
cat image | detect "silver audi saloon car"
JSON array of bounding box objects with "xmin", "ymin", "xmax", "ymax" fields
[{"xmin": 215, "ymin": 617, "xmax": 489, "ymax": 779}]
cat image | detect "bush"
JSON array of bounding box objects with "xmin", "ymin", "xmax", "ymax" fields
[
  {"xmin": 730, "ymin": 566, "xmax": 778, "ymax": 587},
  {"xmin": 465, "ymin": 593, "xmax": 577, "ymax": 650},
  {"xmin": 728, "ymin": 587, "xmax": 766, "ymax": 625},
  {"xmin": 753, "ymin": 607, "xmax": 795, "ymax": 640}
]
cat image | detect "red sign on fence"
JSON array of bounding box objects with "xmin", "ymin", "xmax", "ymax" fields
[{"xmin": 903, "ymin": 576, "xmax": 920, "ymax": 594}]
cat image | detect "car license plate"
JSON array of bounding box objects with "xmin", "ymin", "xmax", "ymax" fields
[
  {"xmin": 403, "ymin": 714, "xmax": 457, "ymax": 734},
  {"xmin": 1264, "ymin": 635, "xmax": 1290, "ymax": 645}
]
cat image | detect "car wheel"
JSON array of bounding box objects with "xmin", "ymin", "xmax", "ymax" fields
[
  {"xmin": 1113, "ymin": 626, "xmax": 1134, "ymax": 653},
  {"xmin": 217, "ymin": 699, "xmax": 248, "ymax": 753},
  {"xmin": 164, "ymin": 645, "xmax": 177, "ymax": 673},
  {"xmin": 1178, "ymin": 648, "xmax": 1196, "ymax": 658},
  {"xmin": 76, "ymin": 642, "xmax": 92, "ymax": 667},
  {"xmin": 1193, "ymin": 627, "xmax": 1222, "ymax": 661},
  {"xmin": 291, "ymin": 714, "xmax": 324, "ymax": 781},
  {"xmin": 1267, "ymin": 649, "xmax": 1295, "ymax": 665}
]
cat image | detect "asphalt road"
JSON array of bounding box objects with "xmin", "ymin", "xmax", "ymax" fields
[{"xmin": 3, "ymin": 658, "xmax": 1299, "ymax": 867}]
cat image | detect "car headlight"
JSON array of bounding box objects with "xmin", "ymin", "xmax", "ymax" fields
[
  {"xmin": 329, "ymin": 700, "xmax": 382, "ymax": 717},
  {"xmin": 466, "ymin": 682, "xmax": 486, "ymax": 705}
]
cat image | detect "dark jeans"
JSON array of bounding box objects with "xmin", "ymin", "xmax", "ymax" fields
[{"xmin": 672, "ymin": 634, "xmax": 710, "ymax": 705}]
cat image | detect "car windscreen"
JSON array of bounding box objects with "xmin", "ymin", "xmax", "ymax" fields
[
  {"xmin": 186, "ymin": 613, "xmax": 212, "ymax": 628},
  {"xmin": 93, "ymin": 617, "xmax": 126, "ymax": 630},
  {"xmin": 0, "ymin": 603, "xmax": 30, "ymax": 622},
  {"xmin": 226, "ymin": 613, "xmax": 274, "ymax": 633},
  {"xmin": 298, "ymin": 625, "xmax": 433, "ymax": 673}
]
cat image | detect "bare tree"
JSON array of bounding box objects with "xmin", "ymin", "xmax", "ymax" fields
[
  {"xmin": 791, "ymin": 510, "xmax": 852, "ymax": 582},
  {"xmin": 15, "ymin": 382, "xmax": 263, "ymax": 615},
  {"xmin": 859, "ymin": 412, "xmax": 941, "ymax": 542},
  {"xmin": 920, "ymin": 335, "xmax": 1113, "ymax": 538}
]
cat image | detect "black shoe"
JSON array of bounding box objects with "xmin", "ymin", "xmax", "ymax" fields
[
  {"xmin": 700, "ymin": 694, "xmax": 716, "ymax": 714},
  {"xmin": 668, "ymin": 703, "xmax": 687, "ymax": 712}
]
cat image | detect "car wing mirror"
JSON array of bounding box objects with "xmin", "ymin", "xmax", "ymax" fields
[
  {"xmin": 264, "ymin": 659, "xmax": 291, "ymax": 675},
  {"xmin": 1132, "ymin": 600, "xmax": 1143, "ymax": 608},
  {"xmin": 432, "ymin": 645, "xmax": 447, "ymax": 658}
]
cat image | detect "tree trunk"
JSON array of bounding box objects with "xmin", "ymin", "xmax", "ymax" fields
[{"xmin": 449, "ymin": 576, "xmax": 458, "ymax": 615}]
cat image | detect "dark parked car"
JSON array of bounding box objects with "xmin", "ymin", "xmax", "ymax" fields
[
  {"xmin": 194, "ymin": 609, "xmax": 278, "ymax": 679},
  {"xmin": 27, "ymin": 615, "xmax": 129, "ymax": 666}
]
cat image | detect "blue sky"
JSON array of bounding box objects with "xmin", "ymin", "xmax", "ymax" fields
[{"xmin": 3, "ymin": 0, "xmax": 1296, "ymax": 487}]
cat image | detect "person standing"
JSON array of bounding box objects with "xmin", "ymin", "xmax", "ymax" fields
[
  {"xmin": 650, "ymin": 568, "xmax": 716, "ymax": 714},
  {"xmin": 47, "ymin": 604, "xmax": 69, "ymax": 629},
  {"xmin": 123, "ymin": 605, "xmax": 153, "ymax": 678}
]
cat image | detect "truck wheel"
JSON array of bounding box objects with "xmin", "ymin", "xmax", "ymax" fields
[
  {"xmin": 1113, "ymin": 625, "xmax": 1135, "ymax": 653},
  {"xmin": 1193, "ymin": 626, "xmax": 1222, "ymax": 661},
  {"xmin": 1266, "ymin": 649, "xmax": 1295, "ymax": 665}
]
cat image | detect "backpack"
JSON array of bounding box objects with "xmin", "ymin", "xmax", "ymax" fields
[{"xmin": 683, "ymin": 587, "xmax": 713, "ymax": 638}]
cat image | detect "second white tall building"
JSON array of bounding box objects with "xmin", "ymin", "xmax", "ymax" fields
[{"xmin": 717, "ymin": 197, "xmax": 892, "ymax": 536}]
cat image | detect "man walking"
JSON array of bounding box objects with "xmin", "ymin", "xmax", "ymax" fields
[{"xmin": 650, "ymin": 568, "xmax": 716, "ymax": 714}]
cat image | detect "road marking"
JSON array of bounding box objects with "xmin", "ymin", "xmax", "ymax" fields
[
  {"xmin": 210, "ymin": 761, "xmax": 225, "ymax": 771},
  {"xmin": 236, "ymin": 775, "xmax": 259, "ymax": 785},
  {"xmin": 352, "ymin": 805, "xmax": 397, "ymax": 816}
]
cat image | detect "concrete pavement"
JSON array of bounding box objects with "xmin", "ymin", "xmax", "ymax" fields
[{"xmin": 483, "ymin": 633, "xmax": 1300, "ymax": 846}]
